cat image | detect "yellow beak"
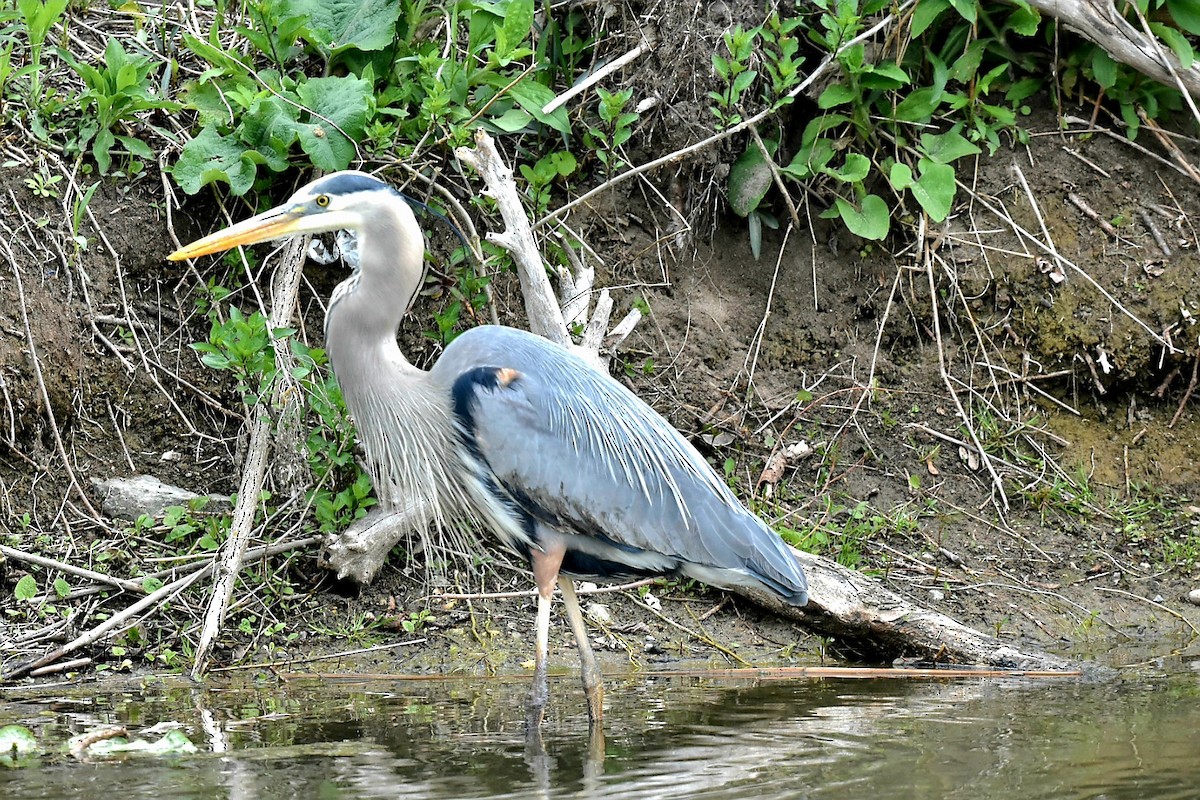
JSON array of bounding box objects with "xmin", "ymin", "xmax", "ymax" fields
[{"xmin": 167, "ymin": 207, "xmax": 305, "ymax": 261}]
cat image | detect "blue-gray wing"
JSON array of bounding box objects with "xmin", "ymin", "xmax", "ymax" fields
[{"xmin": 436, "ymin": 326, "xmax": 808, "ymax": 604}]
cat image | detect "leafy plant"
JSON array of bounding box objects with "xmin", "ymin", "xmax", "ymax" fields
[
  {"xmin": 583, "ymin": 86, "xmax": 638, "ymax": 176},
  {"xmin": 710, "ymin": 25, "xmax": 760, "ymax": 127},
  {"xmin": 15, "ymin": 0, "xmax": 66, "ymax": 101},
  {"xmin": 57, "ymin": 38, "xmax": 180, "ymax": 173},
  {"xmin": 172, "ymin": 0, "xmax": 568, "ymax": 195}
]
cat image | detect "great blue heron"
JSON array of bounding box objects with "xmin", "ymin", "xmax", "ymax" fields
[{"xmin": 169, "ymin": 170, "xmax": 809, "ymax": 728}]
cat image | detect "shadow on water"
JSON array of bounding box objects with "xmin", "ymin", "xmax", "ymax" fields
[{"xmin": 3, "ymin": 646, "xmax": 1200, "ymax": 799}]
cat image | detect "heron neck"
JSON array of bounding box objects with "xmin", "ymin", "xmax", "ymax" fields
[{"xmin": 325, "ymin": 201, "xmax": 426, "ymax": 376}]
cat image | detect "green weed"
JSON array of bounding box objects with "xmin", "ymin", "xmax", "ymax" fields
[{"xmin": 57, "ymin": 38, "xmax": 180, "ymax": 173}]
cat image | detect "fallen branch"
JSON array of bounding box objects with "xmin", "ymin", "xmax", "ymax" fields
[
  {"xmin": 4, "ymin": 568, "xmax": 208, "ymax": 680},
  {"xmin": 1026, "ymin": 0, "xmax": 1200, "ymax": 98},
  {"xmin": 5, "ymin": 536, "xmax": 322, "ymax": 679},
  {"xmin": 190, "ymin": 237, "xmax": 309, "ymax": 677},
  {"xmin": 0, "ymin": 544, "xmax": 144, "ymax": 594}
]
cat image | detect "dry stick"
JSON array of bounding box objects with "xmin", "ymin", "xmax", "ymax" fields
[
  {"xmin": 1066, "ymin": 192, "xmax": 1121, "ymax": 239},
  {"xmin": 1023, "ymin": 0, "xmax": 1200, "ymax": 97},
  {"xmin": 633, "ymin": 596, "xmax": 751, "ymax": 667},
  {"xmin": 456, "ymin": 130, "xmax": 573, "ymax": 349},
  {"xmin": 282, "ymin": 665, "xmax": 1083, "ymax": 683},
  {"xmin": 920, "ymin": 221, "xmax": 1010, "ymax": 510},
  {"xmin": 2, "ymin": 240, "xmax": 102, "ymax": 520},
  {"xmin": 0, "ymin": 544, "xmax": 144, "ymax": 594},
  {"xmin": 541, "ymin": 42, "xmax": 649, "ymax": 115},
  {"xmin": 964, "ymin": 175, "xmax": 1172, "ymax": 351},
  {"xmin": 191, "ymin": 236, "xmax": 310, "ymax": 677},
  {"xmin": 1094, "ymin": 586, "xmax": 1200, "ymax": 637},
  {"xmin": 1169, "ymin": 355, "xmax": 1199, "ymax": 428},
  {"xmin": 1137, "ymin": 208, "xmax": 1172, "ymax": 257},
  {"xmin": 537, "ymin": 2, "xmax": 914, "ymax": 229},
  {"xmin": 4, "ymin": 568, "xmax": 208, "ymax": 680},
  {"xmin": 432, "ymin": 577, "xmax": 658, "ymax": 601},
  {"xmin": 208, "ymin": 638, "xmax": 427, "ymax": 673},
  {"xmin": 1130, "ymin": 2, "xmax": 1200, "ymax": 129},
  {"xmin": 1138, "ymin": 111, "xmax": 1200, "ymax": 188}
]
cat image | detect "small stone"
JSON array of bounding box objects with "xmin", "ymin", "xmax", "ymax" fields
[
  {"xmin": 159, "ymin": 450, "xmax": 182, "ymax": 462},
  {"xmin": 585, "ymin": 602, "xmax": 611, "ymax": 625},
  {"xmin": 91, "ymin": 475, "xmax": 230, "ymax": 520},
  {"xmin": 1185, "ymin": 589, "xmax": 1200, "ymax": 606},
  {"xmin": 929, "ymin": 589, "xmax": 945, "ymax": 601}
]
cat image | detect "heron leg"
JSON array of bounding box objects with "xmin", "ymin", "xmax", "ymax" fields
[
  {"xmin": 558, "ymin": 576, "xmax": 604, "ymax": 724},
  {"xmin": 527, "ymin": 542, "xmax": 565, "ymax": 730}
]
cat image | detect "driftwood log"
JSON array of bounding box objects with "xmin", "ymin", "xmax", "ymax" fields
[
  {"xmin": 1027, "ymin": 0, "xmax": 1200, "ymax": 99},
  {"xmin": 321, "ymin": 130, "xmax": 1078, "ymax": 674}
]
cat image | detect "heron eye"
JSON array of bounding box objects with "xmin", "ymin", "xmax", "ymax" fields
[{"xmin": 315, "ymin": 194, "xmax": 330, "ymax": 208}]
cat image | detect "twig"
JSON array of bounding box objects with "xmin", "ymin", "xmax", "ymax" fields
[
  {"xmin": 4, "ymin": 568, "xmax": 207, "ymax": 680},
  {"xmin": 1137, "ymin": 207, "xmax": 1172, "ymax": 256},
  {"xmin": 2, "ymin": 235, "xmax": 102, "ymax": 520},
  {"xmin": 633, "ymin": 597, "xmax": 751, "ymax": 667},
  {"xmin": 1094, "ymin": 586, "xmax": 1200, "ymax": 637},
  {"xmin": 431, "ymin": 577, "xmax": 657, "ymax": 601},
  {"xmin": 190, "ymin": 236, "xmax": 310, "ymax": 677},
  {"xmin": 921, "ymin": 219, "xmax": 1010, "ymax": 509},
  {"xmin": 208, "ymin": 638, "xmax": 426, "ymax": 673},
  {"xmin": 962, "ymin": 174, "xmax": 1173, "ymax": 350},
  {"xmin": 541, "ymin": 42, "xmax": 648, "ymax": 115},
  {"xmin": 29, "ymin": 658, "xmax": 93, "ymax": 677},
  {"xmin": 0, "ymin": 544, "xmax": 144, "ymax": 594},
  {"xmin": 1169, "ymin": 355, "xmax": 1199, "ymax": 428},
  {"xmin": 271, "ymin": 664, "xmax": 1084, "ymax": 683},
  {"xmin": 1066, "ymin": 192, "xmax": 1121, "ymax": 238},
  {"xmin": 537, "ymin": 3, "xmax": 914, "ymax": 228}
]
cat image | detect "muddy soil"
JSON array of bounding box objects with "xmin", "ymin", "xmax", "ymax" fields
[{"xmin": 3, "ymin": 97, "xmax": 1200, "ymax": 681}]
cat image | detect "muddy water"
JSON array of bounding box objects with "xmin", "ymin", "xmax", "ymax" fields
[{"xmin": 3, "ymin": 653, "xmax": 1198, "ymax": 799}]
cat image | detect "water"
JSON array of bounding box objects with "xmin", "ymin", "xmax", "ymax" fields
[{"xmin": 3, "ymin": 653, "xmax": 1199, "ymax": 799}]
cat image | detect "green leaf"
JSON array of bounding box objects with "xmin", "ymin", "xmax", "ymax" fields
[
  {"xmin": 727, "ymin": 141, "xmax": 775, "ymax": 217},
  {"xmin": 919, "ymin": 130, "xmax": 981, "ymax": 164},
  {"xmin": 893, "ymin": 160, "xmax": 957, "ymax": 222},
  {"xmin": 889, "ymin": 162, "xmax": 915, "ymax": 190},
  {"xmin": 490, "ymin": 107, "xmax": 533, "ymax": 132},
  {"xmin": 1151, "ymin": 22, "xmax": 1195, "ymax": 69},
  {"xmin": 818, "ymin": 83, "xmax": 856, "ymax": 108},
  {"xmin": 53, "ymin": 577, "xmax": 71, "ymax": 599},
  {"xmin": 892, "ymin": 86, "xmax": 942, "ymax": 122},
  {"xmin": 171, "ymin": 126, "xmax": 259, "ymax": 196},
  {"xmin": 948, "ymin": 40, "xmax": 985, "ymax": 84},
  {"xmin": 948, "ymin": 0, "xmax": 977, "ymax": 23},
  {"xmin": 1091, "ymin": 49, "xmax": 1118, "ymax": 90},
  {"xmin": 15, "ymin": 574, "xmax": 37, "ymax": 602},
  {"xmin": 504, "ymin": 78, "xmax": 571, "ymax": 134},
  {"xmin": 295, "ymin": 75, "xmax": 372, "ymax": 170},
  {"xmin": 829, "ymin": 194, "xmax": 890, "ymax": 240},
  {"xmin": 732, "ymin": 69, "xmax": 758, "ymax": 96},
  {"xmin": 864, "ymin": 62, "xmax": 910, "ymax": 89},
  {"xmin": 237, "ymin": 97, "xmax": 298, "ymax": 173},
  {"xmin": 1007, "ymin": 1, "xmax": 1041, "ymax": 36},
  {"xmin": 1005, "ymin": 77, "xmax": 1043, "ymax": 105},
  {"xmin": 1170, "ymin": 0, "xmax": 1200, "ymax": 35},
  {"xmin": 911, "ymin": 0, "xmax": 950, "ymax": 36},
  {"xmin": 824, "ymin": 152, "xmax": 871, "ymax": 183},
  {"xmin": 500, "ymin": 0, "xmax": 535, "ymax": 58},
  {"xmin": 282, "ymin": 0, "xmax": 402, "ymax": 53}
]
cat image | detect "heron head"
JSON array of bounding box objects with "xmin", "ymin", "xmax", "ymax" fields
[{"xmin": 168, "ymin": 170, "xmax": 401, "ymax": 262}]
